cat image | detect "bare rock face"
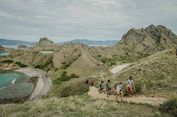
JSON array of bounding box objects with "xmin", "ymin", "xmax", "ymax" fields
[{"xmin": 34, "ymin": 37, "xmax": 60, "ymax": 51}]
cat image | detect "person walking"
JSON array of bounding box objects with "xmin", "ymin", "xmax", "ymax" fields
[
  {"xmin": 99, "ymin": 81, "xmax": 105, "ymax": 93},
  {"xmin": 127, "ymin": 76, "xmax": 135, "ymax": 96},
  {"xmin": 106, "ymin": 80, "xmax": 111, "ymax": 97},
  {"xmin": 115, "ymin": 82, "xmax": 123, "ymax": 101}
]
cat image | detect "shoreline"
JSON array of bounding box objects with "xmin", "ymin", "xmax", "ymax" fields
[
  {"xmin": 0, "ymin": 67, "xmax": 52, "ymax": 104},
  {"xmin": 16, "ymin": 68, "xmax": 52, "ymax": 100}
]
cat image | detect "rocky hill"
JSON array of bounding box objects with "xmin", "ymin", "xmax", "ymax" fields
[
  {"xmin": 53, "ymin": 44, "xmax": 108, "ymax": 77},
  {"xmin": 118, "ymin": 25, "xmax": 177, "ymax": 55},
  {"xmin": 90, "ymin": 25, "xmax": 177, "ymax": 63},
  {"xmin": 34, "ymin": 37, "xmax": 60, "ymax": 51}
]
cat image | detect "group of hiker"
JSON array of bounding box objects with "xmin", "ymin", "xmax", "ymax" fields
[{"xmin": 99, "ymin": 76, "xmax": 135, "ymax": 100}]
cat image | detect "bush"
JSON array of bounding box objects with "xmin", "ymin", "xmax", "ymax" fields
[
  {"xmin": 58, "ymin": 79, "xmax": 89, "ymax": 97},
  {"xmin": 34, "ymin": 58, "xmax": 52, "ymax": 71},
  {"xmin": 34, "ymin": 65, "xmax": 44, "ymax": 69},
  {"xmin": 53, "ymin": 72, "xmax": 80, "ymax": 85},
  {"xmin": 2, "ymin": 60, "xmax": 14, "ymax": 64},
  {"xmin": 101, "ymin": 58, "xmax": 116, "ymax": 66},
  {"xmin": 53, "ymin": 71, "xmax": 70, "ymax": 84},
  {"xmin": 160, "ymin": 98, "xmax": 177, "ymax": 116},
  {"xmin": 70, "ymin": 73, "xmax": 79, "ymax": 78},
  {"xmin": 135, "ymin": 82, "xmax": 142, "ymax": 94},
  {"xmin": 60, "ymin": 62, "xmax": 72, "ymax": 69},
  {"xmin": 15, "ymin": 61, "xmax": 28, "ymax": 68}
]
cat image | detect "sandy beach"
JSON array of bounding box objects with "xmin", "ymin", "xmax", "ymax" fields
[{"xmin": 16, "ymin": 68, "xmax": 52, "ymax": 100}]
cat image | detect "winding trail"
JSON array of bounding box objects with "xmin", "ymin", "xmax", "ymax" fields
[
  {"xmin": 88, "ymin": 86, "xmax": 167, "ymax": 106},
  {"xmin": 88, "ymin": 63, "xmax": 167, "ymax": 106},
  {"xmin": 110, "ymin": 63, "xmax": 131, "ymax": 74}
]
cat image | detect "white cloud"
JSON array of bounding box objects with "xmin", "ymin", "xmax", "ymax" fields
[{"xmin": 0, "ymin": 0, "xmax": 177, "ymax": 42}]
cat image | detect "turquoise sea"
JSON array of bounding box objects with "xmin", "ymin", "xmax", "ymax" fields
[
  {"xmin": 0, "ymin": 71, "xmax": 34, "ymax": 99},
  {"xmin": 0, "ymin": 51, "xmax": 9, "ymax": 56}
]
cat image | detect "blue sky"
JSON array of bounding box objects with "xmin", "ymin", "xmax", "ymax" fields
[{"xmin": 0, "ymin": 0, "xmax": 177, "ymax": 42}]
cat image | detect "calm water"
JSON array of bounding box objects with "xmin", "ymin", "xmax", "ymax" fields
[
  {"xmin": 0, "ymin": 51, "xmax": 9, "ymax": 56},
  {"xmin": 2, "ymin": 45, "xmax": 33, "ymax": 49},
  {"xmin": 0, "ymin": 71, "xmax": 34, "ymax": 99},
  {"xmin": 0, "ymin": 71, "xmax": 28, "ymax": 88}
]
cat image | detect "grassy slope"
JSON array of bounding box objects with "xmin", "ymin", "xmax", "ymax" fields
[
  {"xmin": 112, "ymin": 49, "xmax": 177, "ymax": 97},
  {"xmin": 50, "ymin": 77, "xmax": 89, "ymax": 97},
  {"xmin": 0, "ymin": 95, "xmax": 171, "ymax": 117}
]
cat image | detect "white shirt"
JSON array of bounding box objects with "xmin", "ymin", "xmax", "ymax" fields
[
  {"xmin": 116, "ymin": 84, "xmax": 122, "ymax": 92},
  {"xmin": 127, "ymin": 79, "xmax": 134, "ymax": 87}
]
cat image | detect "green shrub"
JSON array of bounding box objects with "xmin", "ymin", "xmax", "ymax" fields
[
  {"xmin": 60, "ymin": 62, "xmax": 72, "ymax": 69},
  {"xmin": 53, "ymin": 72, "xmax": 80, "ymax": 85},
  {"xmin": 160, "ymin": 98, "xmax": 177, "ymax": 116},
  {"xmin": 58, "ymin": 79, "xmax": 89, "ymax": 97},
  {"xmin": 98, "ymin": 55, "xmax": 102, "ymax": 57},
  {"xmin": 15, "ymin": 61, "xmax": 28, "ymax": 68},
  {"xmin": 34, "ymin": 58, "xmax": 52, "ymax": 71},
  {"xmin": 2, "ymin": 60, "xmax": 14, "ymax": 63},
  {"xmin": 34, "ymin": 64, "xmax": 44, "ymax": 69},
  {"xmin": 135, "ymin": 82, "xmax": 142, "ymax": 94},
  {"xmin": 101, "ymin": 58, "xmax": 116, "ymax": 66},
  {"xmin": 70, "ymin": 73, "xmax": 79, "ymax": 78}
]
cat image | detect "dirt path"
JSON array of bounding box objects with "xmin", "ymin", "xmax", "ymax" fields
[
  {"xmin": 110, "ymin": 63, "xmax": 131, "ymax": 74},
  {"xmin": 88, "ymin": 86, "xmax": 167, "ymax": 106},
  {"xmin": 90, "ymin": 64, "xmax": 167, "ymax": 106}
]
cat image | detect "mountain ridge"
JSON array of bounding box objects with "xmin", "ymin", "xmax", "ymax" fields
[{"xmin": 0, "ymin": 38, "xmax": 35, "ymax": 45}]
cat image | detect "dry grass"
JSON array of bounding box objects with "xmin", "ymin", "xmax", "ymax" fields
[
  {"xmin": 112, "ymin": 49, "xmax": 177, "ymax": 97},
  {"xmin": 0, "ymin": 94, "xmax": 171, "ymax": 117}
]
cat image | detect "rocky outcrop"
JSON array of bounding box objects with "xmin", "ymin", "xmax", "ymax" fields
[
  {"xmin": 120, "ymin": 25, "xmax": 177, "ymax": 54},
  {"xmin": 89, "ymin": 25, "xmax": 177, "ymax": 63},
  {"xmin": 34, "ymin": 37, "xmax": 60, "ymax": 51}
]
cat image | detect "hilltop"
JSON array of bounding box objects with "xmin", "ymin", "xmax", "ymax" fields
[
  {"xmin": 53, "ymin": 44, "xmax": 107, "ymax": 77},
  {"xmin": 34, "ymin": 37, "xmax": 60, "ymax": 51},
  {"xmin": 119, "ymin": 25, "xmax": 177, "ymax": 54},
  {"xmin": 89, "ymin": 25, "xmax": 177, "ymax": 63}
]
